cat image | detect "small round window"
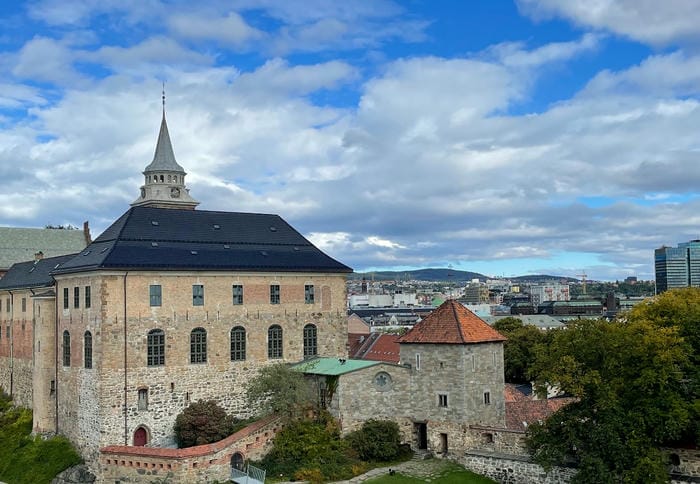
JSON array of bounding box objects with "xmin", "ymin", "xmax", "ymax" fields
[{"xmin": 374, "ymin": 371, "xmax": 392, "ymax": 391}]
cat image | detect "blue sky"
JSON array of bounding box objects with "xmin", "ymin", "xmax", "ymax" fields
[{"xmin": 1, "ymin": 0, "xmax": 700, "ymax": 281}]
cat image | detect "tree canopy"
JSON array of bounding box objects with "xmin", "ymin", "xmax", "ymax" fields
[
  {"xmin": 173, "ymin": 399, "xmax": 235, "ymax": 448},
  {"xmin": 493, "ymin": 317, "xmax": 551, "ymax": 384},
  {"xmin": 525, "ymin": 288, "xmax": 699, "ymax": 483},
  {"xmin": 245, "ymin": 363, "xmax": 315, "ymax": 420}
]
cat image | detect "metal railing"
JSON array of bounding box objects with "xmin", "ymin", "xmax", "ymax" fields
[{"xmin": 231, "ymin": 463, "xmax": 266, "ymax": 483}]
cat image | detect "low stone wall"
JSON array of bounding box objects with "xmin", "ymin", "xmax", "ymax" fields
[
  {"xmin": 99, "ymin": 415, "xmax": 282, "ymax": 483},
  {"xmin": 665, "ymin": 447, "xmax": 700, "ymax": 478},
  {"xmin": 461, "ymin": 450, "xmax": 576, "ymax": 484}
]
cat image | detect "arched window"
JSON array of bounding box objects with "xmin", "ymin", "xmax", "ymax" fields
[
  {"xmin": 190, "ymin": 327, "xmax": 207, "ymax": 364},
  {"xmin": 84, "ymin": 331, "xmax": 92, "ymax": 369},
  {"xmin": 230, "ymin": 326, "xmax": 246, "ymax": 361},
  {"xmin": 147, "ymin": 329, "xmax": 165, "ymax": 366},
  {"xmin": 268, "ymin": 325, "xmax": 283, "ymax": 359},
  {"xmin": 62, "ymin": 330, "xmax": 71, "ymax": 367},
  {"xmin": 303, "ymin": 324, "xmax": 317, "ymax": 359}
]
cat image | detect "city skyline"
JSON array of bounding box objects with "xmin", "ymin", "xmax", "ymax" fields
[{"xmin": 1, "ymin": 1, "xmax": 700, "ymax": 280}]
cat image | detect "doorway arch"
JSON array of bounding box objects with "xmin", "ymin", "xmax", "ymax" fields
[
  {"xmin": 230, "ymin": 452, "xmax": 245, "ymax": 471},
  {"xmin": 133, "ymin": 426, "xmax": 148, "ymax": 446}
]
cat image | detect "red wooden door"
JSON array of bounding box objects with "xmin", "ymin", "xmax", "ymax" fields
[{"xmin": 133, "ymin": 427, "xmax": 147, "ymax": 446}]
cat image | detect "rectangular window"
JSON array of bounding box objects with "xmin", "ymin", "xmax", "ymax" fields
[
  {"xmin": 438, "ymin": 393, "xmax": 448, "ymax": 408},
  {"xmin": 5, "ymin": 326, "xmax": 9, "ymax": 338},
  {"xmin": 304, "ymin": 284, "xmax": 314, "ymax": 304},
  {"xmin": 6, "ymin": 297, "xmax": 10, "ymax": 312},
  {"xmin": 149, "ymin": 285, "xmax": 162, "ymax": 307},
  {"xmin": 21, "ymin": 298, "xmax": 26, "ymax": 312},
  {"xmin": 85, "ymin": 286, "xmax": 91, "ymax": 309},
  {"xmin": 484, "ymin": 391, "xmax": 491, "ymax": 405},
  {"xmin": 270, "ymin": 284, "xmax": 280, "ymax": 304},
  {"xmin": 192, "ymin": 284, "xmax": 204, "ymax": 306},
  {"xmin": 74, "ymin": 287, "xmax": 80, "ymax": 309},
  {"xmin": 232, "ymin": 284, "xmax": 243, "ymax": 305},
  {"xmin": 416, "ymin": 353, "xmax": 421, "ymax": 370},
  {"xmin": 63, "ymin": 288, "xmax": 68, "ymax": 309},
  {"xmin": 138, "ymin": 388, "xmax": 148, "ymax": 411}
]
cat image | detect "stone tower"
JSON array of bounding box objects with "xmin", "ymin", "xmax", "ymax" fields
[{"xmin": 131, "ymin": 97, "xmax": 199, "ymax": 210}]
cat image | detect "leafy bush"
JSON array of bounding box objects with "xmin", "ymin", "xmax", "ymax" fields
[
  {"xmin": 260, "ymin": 415, "xmax": 355, "ymax": 481},
  {"xmin": 346, "ymin": 419, "xmax": 402, "ymax": 461},
  {"xmin": 173, "ymin": 400, "xmax": 235, "ymax": 448},
  {"xmin": 245, "ymin": 363, "xmax": 314, "ymax": 420}
]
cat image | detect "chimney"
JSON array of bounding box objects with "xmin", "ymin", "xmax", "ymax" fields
[
  {"xmin": 83, "ymin": 221, "xmax": 92, "ymax": 245},
  {"xmin": 34, "ymin": 251, "xmax": 44, "ymax": 261}
]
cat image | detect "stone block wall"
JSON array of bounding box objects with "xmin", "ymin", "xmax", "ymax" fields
[
  {"xmin": 461, "ymin": 451, "xmax": 576, "ymax": 484},
  {"xmin": 99, "ymin": 415, "xmax": 282, "ymax": 483},
  {"xmin": 50, "ymin": 270, "xmax": 348, "ymax": 463}
]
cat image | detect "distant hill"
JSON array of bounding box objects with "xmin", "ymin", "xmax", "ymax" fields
[
  {"xmin": 350, "ymin": 268, "xmax": 487, "ymax": 282},
  {"xmin": 350, "ymin": 269, "xmax": 577, "ymax": 283}
]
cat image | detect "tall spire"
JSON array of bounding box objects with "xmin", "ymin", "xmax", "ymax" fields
[{"xmin": 131, "ymin": 90, "xmax": 199, "ymax": 210}]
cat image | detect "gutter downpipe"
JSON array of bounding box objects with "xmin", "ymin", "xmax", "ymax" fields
[
  {"xmin": 54, "ymin": 284, "xmax": 59, "ymax": 433},
  {"xmin": 123, "ymin": 272, "xmax": 129, "ymax": 445},
  {"xmin": 8, "ymin": 291, "xmax": 13, "ymax": 398}
]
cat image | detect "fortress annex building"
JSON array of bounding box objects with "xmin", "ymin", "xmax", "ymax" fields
[{"xmin": 0, "ymin": 106, "xmax": 352, "ymax": 465}]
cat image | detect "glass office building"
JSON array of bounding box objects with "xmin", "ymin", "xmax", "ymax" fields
[{"xmin": 655, "ymin": 240, "xmax": 700, "ymax": 293}]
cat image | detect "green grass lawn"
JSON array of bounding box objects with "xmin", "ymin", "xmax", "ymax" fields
[{"xmin": 365, "ymin": 461, "xmax": 496, "ymax": 484}]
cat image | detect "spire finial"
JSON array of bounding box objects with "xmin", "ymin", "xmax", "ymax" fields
[{"xmin": 162, "ymin": 82, "xmax": 166, "ymax": 116}]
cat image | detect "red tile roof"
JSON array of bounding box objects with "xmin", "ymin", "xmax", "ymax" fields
[
  {"xmin": 505, "ymin": 398, "xmax": 576, "ymax": 431},
  {"xmin": 348, "ymin": 333, "xmax": 401, "ymax": 364},
  {"xmin": 504, "ymin": 384, "xmax": 530, "ymax": 403},
  {"xmin": 363, "ymin": 334, "xmax": 400, "ymax": 363},
  {"xmin": 397, "ymin": 300, "xmax": 506, "ymax": 344}
]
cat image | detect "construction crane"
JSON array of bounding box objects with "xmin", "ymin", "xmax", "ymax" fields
[{"xmin": 577, "ymin": 271, "xmax": 587, "ymax": 295}]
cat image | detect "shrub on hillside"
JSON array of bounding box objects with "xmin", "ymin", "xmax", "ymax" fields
[
  {"xmin": 345, "ymin": 419, "xmax": 402, "ymax": 461},
  {"xmin": 173, "ymin": 400, "xmax": 235, "ymax": 448}
]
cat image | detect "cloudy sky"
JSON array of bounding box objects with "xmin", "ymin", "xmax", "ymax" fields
[{"xmin": 1, "ymin": 0, "xmax": 700, "ymax": 280}]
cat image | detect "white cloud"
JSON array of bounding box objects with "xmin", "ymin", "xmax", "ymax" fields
[
  {"xmin": 168, "ymin": 11, "xmax": 264, "ymax": 46},
  {"xmin": 517, "ymin": 0, "xmax": 700, "ymax": 46}
]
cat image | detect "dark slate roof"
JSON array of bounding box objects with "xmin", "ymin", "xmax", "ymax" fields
[
  {"xmin": 0, "ymin": 254, "xmax": 77, "ymax": 291},
  {"xmin": 53, "ymin": 206, "xmax": 352, "ymax": 274},
  {"xmin": 0, "ymin": 227, "xmax": 88, "ymax": 270},
  {"xmin": 143, "ymin": 113, "xmax": 185, "ymax": 173}
]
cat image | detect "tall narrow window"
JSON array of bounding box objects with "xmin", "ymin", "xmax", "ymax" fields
[
  {"xmin": 304, "ymin": 284, "xmax": 314, "ymax": 304},
  {"xmin": 416, "ymin": 353, "xmax": 421, "ymax": 370},
  {"xmin": 484, "ymin": 391, "xmax": 491, "ymax": 405},
  {"xmin": 138, "ymin": 388, "xmax": 148, "ymax": 411},
  {"xmin": 84, "ymin": 331, "xmax": 92, "ymax": 369},
  {"xmin": 147, "ymin": 329, "xmax": 165, "ymax": 366},
  {"xmin": 232, "ymin": 284, "xmax": 243, "ymax": 305},
  {"xmin": 192, "ymin": 284, "xmax": 204, "ymax": 306},
  {"xmin": 303, "ymin": 324, "xmax": 317, "ymax": 359},
  {"xmin": 268, "ymin": 325, "xmax": 283, "ymax": 359},
  {"xmin": 149, "ymin": 285, "xmax": 162, "ymax": 307},
  {"xmin": 85, "ymin": 286, "xmax": 91, "ymax": 309},
  {"xmin": 5, "ymin": 297, "xmax": 9, "ymax": 312},
  {"xmin": 21, "ymin": 298, "xmax": 26, "ymax": 312},
  {"xmin": 74, "ymin": 287, "xmax": 80, "ymax": 308},
  {"xmin": 63, "ymin": 288, "xmax": 69, "ymax": 309},
  {"xmin": 230, "ymin": 326, "xmax": 246, "ymax": 361},
  {"xmin": 190, "ymin": 328, "xmax": 207, "ymax": 363},
  {"xmin": 62, "ymin": 331, "xmax": 71, "ymax": 367},
  {"xmin": 438, "ymin": 393, "xmax": 448, "ymax": 407},
  {"xmin": 270, "ymin": 285, "xmax": 280, "ymax": 304}
]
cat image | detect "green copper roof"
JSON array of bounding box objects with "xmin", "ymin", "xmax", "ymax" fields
[{"xmin": 293, "ymin": 357, "xmax": 381, "ymax": 376}]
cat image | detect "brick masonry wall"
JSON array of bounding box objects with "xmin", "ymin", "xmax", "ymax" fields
[
  {"xmin": 99, "ymin": 415, "xmax": 282, "ymax": 483},
  {"xmin": 50, "ymin": 270, "xmax": 348, "ymax": 466}
]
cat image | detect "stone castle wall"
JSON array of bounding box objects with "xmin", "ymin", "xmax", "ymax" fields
[
  {"xmin": 461, "ymin": 451, "xmax": 576, "ymax": 484},
  {"xmin": 51, "ymin": 270, "xmax": 347, "ymax": 464},
  {"xmin": 99, "ymin": 414, "xmax": 282, "ymax": 483}
]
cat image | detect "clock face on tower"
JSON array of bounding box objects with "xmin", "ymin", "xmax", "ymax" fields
[{"xmin": 170, "ymin": 187, "xmax": 181, "ymax": 198}]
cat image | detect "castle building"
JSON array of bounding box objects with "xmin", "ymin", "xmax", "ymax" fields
[{"xmin": 0, "ymin": 107, "xmax": 352, "ymax": 467}]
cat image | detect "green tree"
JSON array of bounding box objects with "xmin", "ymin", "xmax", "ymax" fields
[
  {"xmin": 245, "ymin": 363, "xmax": 314, "ymax": 420},
  {"xmin": 173, "ymin": 400, "xmax": 235, "ymax": 448},
  {"xmin": 526, "ymin": 314, "xmax": 693, "ymax": 483},
  {"xmin": 346, "ymin": 419, "xmax": 401, "ymax": 461},
  {"xmin": 493, "ymin": 317, "xmax": 550, "ymax": 383}
]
